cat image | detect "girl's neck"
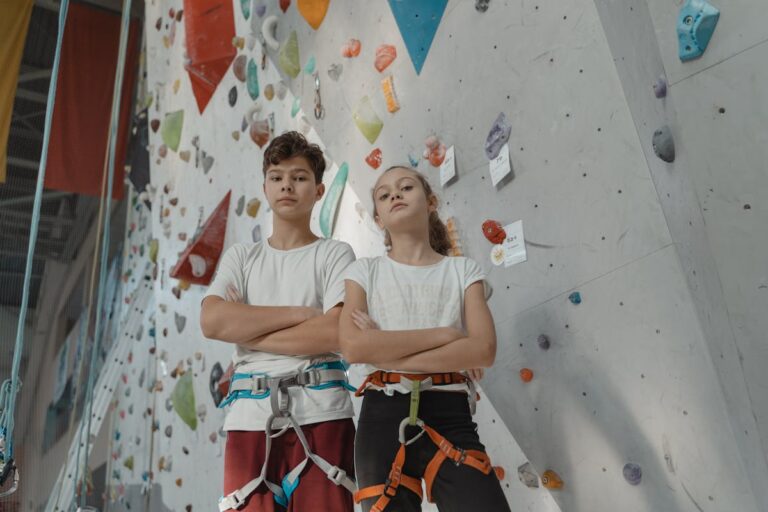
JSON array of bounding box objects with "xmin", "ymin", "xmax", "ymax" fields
[
  {"xmin": 269, "ymin": 215, "xmax": 318, "ymax": 250},
  {"xmin": 387, "ymin": 234, "xmax": 442, "ymax": 265}
]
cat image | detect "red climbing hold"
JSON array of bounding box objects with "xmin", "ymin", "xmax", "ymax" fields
[
  {"xmin": 170, "ymin": 191, "xmax": 231, "ymax": 285},
  {"xmin": 482, "ymin": 219, "xmax": 506, "ymax": 244},
  {"xmin": 520, "ymin": 368, "xmax": 534, "ymax": 383},
  {"xmin": 365, "ymin": 148, "xmax": 383, "ymax": 169}
]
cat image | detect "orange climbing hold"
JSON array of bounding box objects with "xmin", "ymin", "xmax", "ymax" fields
[
  {"xmin": 542, "ymin": 470, "xmax": 563, "ymax": 490},
  {"xmin": 297, "ymin": 0, "xmax": 329, "ymax": 30},
  {"xmin": 365, "ymin": 148, "xmax": 382, "ymax": 169},
  {"xmin": 374, "ymin": 44, "xmax": 397, "ymax": 72},
  {"xmin": 381, "ymin": 75, "xmax": 400, "ymax": 113},
  {"xmin": 519, "ymin": 368, "xmax": 534, "ymax": 383},
  {"xmin": 341, "ymin": 38, "xmax": 361, "ymax": 58}
]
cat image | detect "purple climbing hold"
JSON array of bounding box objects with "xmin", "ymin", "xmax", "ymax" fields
[
  {"xmin": 568, "ymin": 292, "xmax": 582, "ymax": 305},
  {"xmin": 537, "ymin": 334, "xmax": 550, "ymax": 350},
  {"xmin": 652, "ymin": 125, "xmax": 675, "ymax": 163},
  {"xmin": 653, "ymin": 76, "xmax": 667, "ymax": 98},
  {"xmin": 623, "ymin": 463, "xmax": 642, "ymax": 485},
  {"xmin": 255, "ymin": 2, "xmax": 266, "ymax": 17},
  {"xmin": 484, "ymin": 112, "xmax": 512, "ymax": 160}
]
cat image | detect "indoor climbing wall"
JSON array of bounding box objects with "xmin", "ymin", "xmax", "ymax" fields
[{"xmin": 135, "ymin": 0, "xmax": 768, "ymax": 511}]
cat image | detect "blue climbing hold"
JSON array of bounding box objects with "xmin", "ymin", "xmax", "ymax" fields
[
  {"xmin": 387, "ymin": 0, "xmax": 448, "ymax": 75},
  {"xmin": 568, "ymin": 292, "xmax": 581, "ymax": 305},
  {"xmin": 677, "ymin": 0, "xmax": 720, "ymax": 62}
]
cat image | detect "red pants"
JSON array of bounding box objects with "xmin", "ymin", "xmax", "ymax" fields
[{"xmin": 223, "ymin": 419, "xmax": 355, "ymax": 512}]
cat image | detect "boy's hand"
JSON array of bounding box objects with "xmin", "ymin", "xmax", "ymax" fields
[
  {"xmin": 352, "ymin": 309, "xmax": 379, "ymax": 330},
  {"xmin": 225, "ymin": 284, "xmax": 244, "ymax": 303},
  {"xmin": 467, "ymin": 368, "xmax": 484, "ymax": 382}
]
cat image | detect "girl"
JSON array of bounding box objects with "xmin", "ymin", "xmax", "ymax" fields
[{"xmin": 340, "ymin": 166, "xmax": 511, "ymax": 512}]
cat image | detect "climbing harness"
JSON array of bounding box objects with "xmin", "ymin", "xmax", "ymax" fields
[
  {"xmin": 218, "ymin": 361, "xmax": 357, "ymax": 511},
  {"xmin": 353, "ymin": 371, "xmax": 504, "ymax": 512}
]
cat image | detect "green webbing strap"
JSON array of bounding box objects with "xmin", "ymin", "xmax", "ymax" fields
[{"xmin": 409, "ymin": 380, "xmax": 420, "ymax": 426}]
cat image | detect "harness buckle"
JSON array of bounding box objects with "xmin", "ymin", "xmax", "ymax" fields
[
  {"xmin": 250, "ymin": 375, "xmax": 267, "ymax": 394},
  {"xmin": 297, "ymin": 369, "xmax": 321, "ymax": 387},
  {"xmin": 452, "ymin": 448, "xmax": 467, "ymax": 466},
  {"xmin": 326, "ymin": 466, "xmax": 347, "ymax": 485},
  {"xmin": 221, "ymin": 491, "xmax": 244, "ymax": 509},
  {"xmin": 383, "ymin": 467, "xmax": 401, "ymax": 497}
]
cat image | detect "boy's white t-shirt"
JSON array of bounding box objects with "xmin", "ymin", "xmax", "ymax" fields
[
  {"xmin": 203, "ymin": 238, "xmax": 355, "ymax": 431},
  {"xmin": 342, "ymin": 253, "xmax": 492, "ymax": 393}
]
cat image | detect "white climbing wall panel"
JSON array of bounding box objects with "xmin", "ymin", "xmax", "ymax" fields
[{"xmin": 88, "ymin": 0, "xmax": 768, "ymax": 511}]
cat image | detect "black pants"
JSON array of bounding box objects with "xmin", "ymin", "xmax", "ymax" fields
[{"xmin": 355, "ymin": 390, "xmax": 511, "ymax": 512}]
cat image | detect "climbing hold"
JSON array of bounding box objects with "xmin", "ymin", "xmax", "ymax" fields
[
  {"xmin": 176, "ymin": 478, "xmax": 183, "ymax": 487},
  {"xmin": 202, "ymin": 153, "xmax": 215, "ymax": 173},
  {"xmin": 209, "ymin": 432, "xmax": 218, "ymax": 443},
  {"xmin": 279, "ymin": 0, "xmax": 290, "ymax": 12},
  {"xmin": 236, "ymin": 195, "xmax": 245, "ymax": 216},
  {"xmin": 423, "ymin": 135, "xmax": 446, "ymax": 166},
  {"xmin": 475, "ymin": 0, "xmax": 490, "ymax": 12},
  {"xmin": 256, "ymin": 2, "xmax": 266, "ymax": 17},
  {"xmin": 250, "ymin": 118, "xmax": 271, "ymax": 147},
  {"xmin": 276, "ymin": 81, "xmax": 287, "ymax": 100},
  {"xmin": 172, "ymin": 372, "xmax": 198, "ymax": 431},
  {"xmin": 149, "ymin": 239, "xmax": 159, "ymax": 263},
  {"xmin": 228, "ymin": 86, "xmax": 237, "ymax": 107},
  {"xmin": 365, "ymin": 148, "xmax": 383, "ymax": 169},
  {"xmin": 279, "ymin": 30, "xmax": 300, "ymax": 78},
  {"xmin": 252, "ymin": 224, "xmax": 262, "ymax": 242},
  {"xmin": 623, "ymin": 463, "xmax": 642, "ymax": 485},
  {"xmin": 264, "ymin": 83, "xmax": 275, "ymax": 101},
  {"xmin": 262, "ymin": 16, "xmax": 280, "ymax": 51},
  {"xmin": 209, "ymin": 362, "xmax": 224, "ymax": 406},
  {"xmin": 319, "ymin": 163, "xmax": 349, "ymax": 237},
  {"xmin": 677, "ymin": 0, "xmax": 720, "ymax": 62},
  {"xmin": 490, "ymin": 245, "xmax": 505, "ymax": 266},
  {"xmin": 387, "ymin": 0, "xmax": 447, "ymax": 74},
  {"xmin": 485, "ymin": 112, "xmax": 512, "ymax": 160},
  {"xmin": 297, "ymin": 0, "xmax": 329, "ymax": 29},
  {"xmin": 291, "ymin": 97, "xmax": 301, "ymax": 117},
  {"xmin": 247, "ymin": 58, "xmax": 260, "ymax": 99},
  {"xmin": 374, "ymin": 44, "xmax": 397, "ymax": 73},
  {"xmin": 537, "ymin": 334, "xmax": 551, "ymax": 350},
  {"xmin": 179, "ymin": 150, "xmax": 191, "ymax": 162},
  {"xmin": 150, "ymin": 119, "xmax": 160, "ymax": 132},
  {"xmin": 161, "ymin": 110, "xmax": 184, "ymax": 152},
  {"xmin": 517, "ymin": 462, "xmax": 539, "ymax": 488},
  {"xmin": 652, "ymin": 125, "xmax": 675, "ymax": 163},
  {"xmin": 304, "ymin": 55, "xmax": 316, "ymax": 74},
  {"xmin": 542, "ymin": 470, "xmax": 563, "ymax": 489},
  {"xmin": 158, "ymin": 145, "xmax": 168, "ymax": 158},
  {"xmin": 246, "ymin": 198, "xmax": 261, "ymax": 217},
  {"xmin": 159, "ymin": 455, "xmax": 172, "ymax": 471},
  {"xmin": 568, "ymin": 292, "xmax": 582, "ymax": 304},
  {"xmin": 653, "ymin": 76, "xmax": 667, "ymax": 98},
  {"xmin": 165, "ymin": 425, "xmax": 173, "ymax": 438},
  {"xmin": 124, "ymin": 456, "xmax": 134, "ymax": 471},
  {"xmin": 327, "ymin": 63, "xmax": 343, "ymax": 81},
  {"xmin": 232, "ymin": 36, "xmax": 245, "ymax": 50},
  {"xmin": 341, "ymin": 38, "xmax": 361, "ymax": 58},
  {"xmin": 232, "ymin": 131, "xmax": 240, "ymax": 141},
  {"xmin": 240, "ymin": 0, "xmax": 250, "ymax": 19},
  {"xmin": 175, "ymin": 312, "xmax": 186, "ymax": 333},
  {"xmin": 408, "ymin": 153, "xmax": 419, "ymax": 167},
  {"xmin": 482, "ymin": 219, "xmax": 506, "ymax": 244},
  {"xmin": 233, "ymin": 55, "xmax": 247, "ymax": 82},
  {"xmin": 381, "ymin": 75, "xmax": 400, "ymax": 113},
  {"xmin": 197, "ymin": 403, "xmax": 207, "ymax": 422},
  {"xmin": 353, "ymin": 96, "xmax": 384, "ymax": 144},
  {"xmin": 189, "ymin": 254, "xmax": 207, "ymax": 277},
  {"xmin": 519, "ymin": 368, "xmax": 534, "ymax": 383}
]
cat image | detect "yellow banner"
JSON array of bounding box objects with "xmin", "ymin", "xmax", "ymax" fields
[{"xmin": 0, "ymin": 0, "xmax": 35, "ymax": 183}]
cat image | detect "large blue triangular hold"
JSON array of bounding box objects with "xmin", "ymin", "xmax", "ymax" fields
[{"xmin": 387, "ymin": 0, "xmax": 448, "ymax": 75}]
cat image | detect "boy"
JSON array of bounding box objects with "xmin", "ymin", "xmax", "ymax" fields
[{"xmin": 200, "ymin": 131, "xmax": 356, "ymax": 511}]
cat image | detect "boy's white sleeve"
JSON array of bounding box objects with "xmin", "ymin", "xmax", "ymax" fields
[
  {"xmin": 322, "ymin": 243, "xmax": 356, "ymax": 313},
  {"xmin": 464, "ymin": 257, "xmax": 493, "ymax": 300},
  {"xmin": 202, "ymin": 244, "xmax": 246, "ymax": 304}
]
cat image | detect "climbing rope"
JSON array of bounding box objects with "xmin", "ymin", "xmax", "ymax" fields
[{"xmin": 0, "ymin": 0, "xmax": 71, "ymax": 496}]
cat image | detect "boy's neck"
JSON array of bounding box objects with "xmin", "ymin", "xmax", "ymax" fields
[{"xmin": 268, "ymin": 215, "xmax": 318, "ymax": 250}]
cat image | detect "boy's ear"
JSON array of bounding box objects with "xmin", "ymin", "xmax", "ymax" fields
[{"xmin": 315, "ymin": 183, "xmax": 325, "ymax": 201}]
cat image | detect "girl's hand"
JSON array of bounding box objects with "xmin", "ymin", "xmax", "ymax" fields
[
  {"xmin": 225, "ymin": 284, "xmax": 244, "ymax": 303},
  {"xmin": 467, "ymin": 368, "xmax": 484, "ymax": 382},
  {"xmin": 352, "ymin": 309, "xmax": 379, "ymax": 330}
]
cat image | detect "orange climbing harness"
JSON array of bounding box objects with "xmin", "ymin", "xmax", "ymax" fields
[{"xmin": 353, "ymin": 371, "xmax": 505, "ymax": 512}]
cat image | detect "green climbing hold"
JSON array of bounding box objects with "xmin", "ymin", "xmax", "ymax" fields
[
  {"xmin": 319, "ymin": 162, "xmax": 349, "ymax": 237},
  {"xmin": 161, "ymin": 110, "xmax": 184, "ymax": 152},
  {"xmin": 247, "ymin": 58, "xmax": 260, "ymax": 100},
  {"xmin": 240, "ymin": 0, "xmax": 250, "ymax": 19},
  {"xmin": 172, "ymin": 372, "xmax": 197, "ymax": 431},
  {"xmin": 279, "ymin": 30, "xmax": 300, "ymax": 78},
  {"xmin": 291, "ymin": 97, "xmax": 301, "ymax": 118},
  {"xmin": 124, "ymin": 455, "xmax": 134, "ymax": 471},
  {"xmin": 352, "ymin": 96, "xmax": 383, "ymax": 144},
  {"xmin": 304, "ymin": 55, "xmax": 316, "ymax": 74}
]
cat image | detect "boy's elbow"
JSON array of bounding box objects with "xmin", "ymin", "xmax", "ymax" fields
[
  {"xmin": 480, "ymin": 336, "xmax": 497, "ymax": 367},
  {"xmin": 199, "ymin": 303, "xmax": 220, "ymax": 340}
]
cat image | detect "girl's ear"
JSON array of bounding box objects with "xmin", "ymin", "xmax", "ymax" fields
[
  {"xmin": 427, "ymin": 194, "xmax": 438, "ymax": 213},
  {"xmin": 374, "ymin": 212, "xmax": 385, "ymax": 230}
]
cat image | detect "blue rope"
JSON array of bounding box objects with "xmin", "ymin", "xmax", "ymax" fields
[
  {"xmin": 78, "ymin": 0, "xmax": 133, "ymax": 503},
  {"xmin": 0, "ymin": 0, "xmax": 71, "ymax": 463}
]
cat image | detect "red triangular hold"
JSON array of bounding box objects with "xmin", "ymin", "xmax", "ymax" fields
[{"xmin": 170, "ymin": 191, "xmax": 231, "ymax": 285}]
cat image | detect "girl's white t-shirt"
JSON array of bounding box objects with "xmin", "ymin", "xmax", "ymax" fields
[
  {"xmin": 203, "ymin": 238, "xmax": 355, "ymax": 431},
  {"xmin": 342, "ymin": 253, "xmax": 492, "ymax": 393}
]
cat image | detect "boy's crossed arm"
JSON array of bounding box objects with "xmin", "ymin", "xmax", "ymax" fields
[{"xmin": 200, "ymin": 286, "xmax": 342, "ymax": 356}]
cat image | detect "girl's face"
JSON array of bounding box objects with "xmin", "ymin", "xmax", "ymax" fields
[
  {"xmin": 263, "ymin": 155, "xmax": 324, "ymax": 220},
  {"xmin": 373, "ymin": 167, "xmax": 436, "ymax": 233}
]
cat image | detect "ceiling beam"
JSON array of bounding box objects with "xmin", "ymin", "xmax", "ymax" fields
[
  {"xmin": 6, "ymin": 157, "xmax": 40, "ymax": 171},
  {"xmin": 17, "ymin": 68, "xmax": 52, "ymax": 83},
  {"xmin": 15, "ymin": 89, "xmax": 48, "ymax": 104},
  {"xmin": 0, "ymin": 191, "xmax": 71, "ymax": 208},
  {"xmin": 9, "ymin": 125, "xmax": 43, "ymax": 141}
]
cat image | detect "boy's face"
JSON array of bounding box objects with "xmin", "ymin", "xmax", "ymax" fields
[{"xmin": 263, "ymin": 156, "xmax": 324, "ymax": 220}]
